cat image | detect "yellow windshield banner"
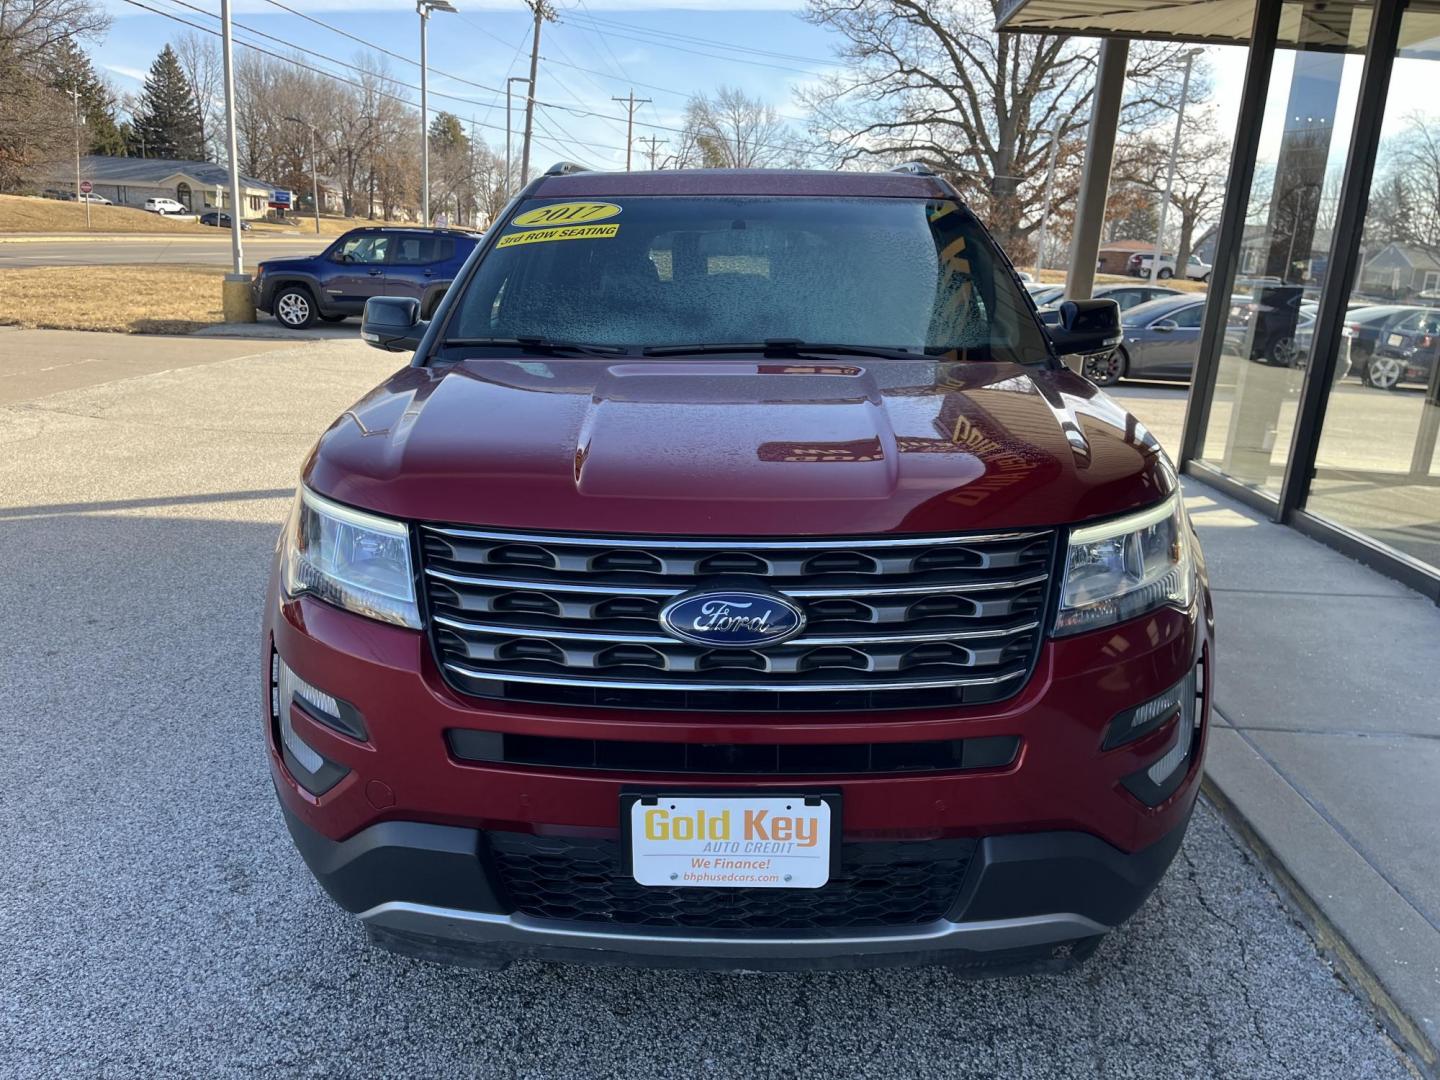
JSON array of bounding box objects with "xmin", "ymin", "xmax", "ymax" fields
[
  {"xmin": 496, "ymin": 223, "xmax": 620, "ymax": 248},
  {"xmin": 510, "ymin": 201, "xmax": 622, "ymax": 227}
]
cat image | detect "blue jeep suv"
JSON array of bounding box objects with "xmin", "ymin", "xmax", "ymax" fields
[{"xmin": 252, "ymin": 226, "xmax": 480, "ymax": 329}]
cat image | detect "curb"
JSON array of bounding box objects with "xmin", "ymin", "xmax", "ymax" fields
[{"xmin": 1202, "ymin": 775, "xmax": 1437, "ymax": 1078}]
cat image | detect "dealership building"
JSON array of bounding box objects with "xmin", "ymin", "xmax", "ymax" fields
[{"xmin": 1000, "ymin": 0, "xmax": 1440, "ymax": 601}]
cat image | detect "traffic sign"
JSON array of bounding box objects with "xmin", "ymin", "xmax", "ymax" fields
[{"xmin": 79, "ymin": 180, "xmax": 92, "ymax": 194}]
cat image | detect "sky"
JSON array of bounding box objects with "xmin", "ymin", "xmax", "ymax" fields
[{"xmin": 90, "ymin": 0, "xmax": 849, "ymax": 173}]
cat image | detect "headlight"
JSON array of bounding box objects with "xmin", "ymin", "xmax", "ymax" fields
[
  {"xmin": 1054, "ymin": 493, "xmax": 1195, "ymax": 636},
  {"xmin": 281, "ymin": 486, "xmax": 420, "ymax": 628}
]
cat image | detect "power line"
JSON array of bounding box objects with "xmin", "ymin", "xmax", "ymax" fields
[
  {"xmin": 565, "ymin": 11, "xmax": 838, "ymax": 67},
  {"xmin": 552, "ymin": 14, "xmax": 836, "ymax": 76},
  {"xmin": 256, "ymin": 0, "xmax": 508, "ymax": 97}
]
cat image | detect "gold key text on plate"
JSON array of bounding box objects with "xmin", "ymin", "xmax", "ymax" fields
[{"xmin": 511, "ymin": 201, "xmax": 622, "ymax": 228}]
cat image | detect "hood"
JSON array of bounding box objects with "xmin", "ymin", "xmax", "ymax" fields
[
  {"xmin": 304, "ymin": 357, "xmax": 1174, "ymax": 535},
  {"xmin": 258, "ymin": 254, "xmax": 322, "ymax": 273}
]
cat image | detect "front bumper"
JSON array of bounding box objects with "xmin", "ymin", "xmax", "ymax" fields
[
  {"xmin": 264, "ymin": 572, "xmax": 1213, "ymax": 969},
  {"xmin": 281, "ymin": 802, "xmax": 1188, "ymax": 971}
]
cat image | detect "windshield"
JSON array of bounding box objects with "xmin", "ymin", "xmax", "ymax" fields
[{"xmin": 440, "ymin": 195, "xmax": 1050, "ymax": 362}]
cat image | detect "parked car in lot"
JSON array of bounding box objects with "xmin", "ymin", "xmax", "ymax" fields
[
  {"xmin": 1337, "ymin": 305, "xmax": 1422, "ymax": 375},
  {"xmin": 1127, "ymin": 251, "xmax": 1212, "ymax": 281},
  {"xmin": 1040, "ymin": 282, "xmax": 1183, "ymax": 315},
  {"xmin": 1025, "ymin": 282, "xmax": 1066, "ymax": 306},
  {"xmin": 264, "ymin": 163, "xmax": 1211, "ymax": 973},
  {"xmin": 1085, "ymin": 292, "xmax": 1207, "ymax": 385},
  {"xmin": 144, "ymin": 197, "xmax": 187, "ymax": 215},
  {"xmin": 77, "ymin": 191, "xmax": 111, "ymax": 205},
  {"xmin": 199, "ymin": 210, "xmax": 251, "ymax": 230},
  {"xmin": 1363, "ymin": 308, "xmax": 1440, "ymax": 390},
  {"xmin": 250, "ymin": 226, "xmax": 480, "ymax": 328}
]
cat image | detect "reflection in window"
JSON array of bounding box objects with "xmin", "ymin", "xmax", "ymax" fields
[
  {"xmin": 1307, "ymin": 8, "xmax": 1440, "ymax": 573},
  {"xmin": 1198, "ymin": 1, "xmax": 1371, "ymax": 495}
]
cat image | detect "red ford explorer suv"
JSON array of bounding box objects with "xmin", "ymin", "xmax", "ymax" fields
[{"xmin": 264, "ymin": 163, "xmax": 1213, "ymax": 973}]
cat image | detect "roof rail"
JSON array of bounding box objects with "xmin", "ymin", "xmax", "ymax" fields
[
  {"xmin": 543, "ymin": 161, "xmax": 590, "ymax": 177},
  {"xmin": 889, "ymin": 161, "xmax": 937, "ymax": 177}
]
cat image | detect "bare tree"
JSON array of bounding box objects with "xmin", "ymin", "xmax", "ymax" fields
[
  {"xmin": 1112, "ymin": 111, "xmax": 1230, "ymax": 269},
  {"xmin": 800, "ymin": 0, "xmax": 1209, "ymax": 253},
  {"xmin": 173, "ymin": 31, "xmax": 221, "ymax": 160},
  {"xmin": 677, "ymin": 87, "xmax": 797, "ymax": 169},
  {"xmin": 0, "ymin": 0, "xmax": 110, "ymax": 188}
]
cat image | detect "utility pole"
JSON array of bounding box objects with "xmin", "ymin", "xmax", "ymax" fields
[
  {"xmin": 636, "ymin": 135, "xmax": 666, "ymax": 170},
  {"xmin": 520, "ymin": 0, "xmax": 555, "ymax": 186},
  {"xmin": 1032, "ymin": 129, "xmax": 1061, "ymax": 279},
  {"xmin": 506, "ymin": 76, "xmax": 530, "ymax": 199},
  {"xmin": 69, "ymin": 89, "xmax": 89, "ymax": 230},
  {"xmin": 610, "ymin": 89, "xmax": 652, "ymax": 171},
  {"xmin": 1151, "ymin": 48, "xmax": 1202, "ymax": 282},
  {"xmin": 417, "ymin": 0, "xmax": 457, "ymax": 226}
]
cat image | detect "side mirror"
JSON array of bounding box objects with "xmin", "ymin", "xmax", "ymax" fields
[
  {"xmin": 1151, "ymin": 318, "xmax": 1179, "ymax": 333},
  {"xmin": 1047, "ymin": 298, "xmax": 1122, "ymax": 356},
  {"xmin": 362, "ymin": 296, "xmax": 426, "ymax": 352}
]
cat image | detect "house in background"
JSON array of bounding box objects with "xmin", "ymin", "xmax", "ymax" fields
[
  {"xmin": 1095, "ymin": 239, "xmax": 1157, "ymax": 274},
  {"xmin": 1360, "ymin": 242, "xmax": 1440, "ymax": 298},
  {"xmin": 45, "ymin": 156, "xmax": 277, "ymax": 219}
]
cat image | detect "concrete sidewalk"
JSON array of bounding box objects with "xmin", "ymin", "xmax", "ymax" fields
[{"xmin": 1188, "ymin": 482, "xmax": 1440, "ymax": 1073}]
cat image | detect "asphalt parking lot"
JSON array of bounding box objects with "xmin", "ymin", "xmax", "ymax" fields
[{"xmin": 0, "ymin": 335, "xmax": 1419, "ymax": 1079}]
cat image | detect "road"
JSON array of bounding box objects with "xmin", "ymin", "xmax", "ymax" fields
[
  {"xmin": 0, "ymin": 332, "xmax": 1418, "ymax": 1079},
  {"xmin": 0, "ymin": 234, "xmax": 328, "ymax": 268}
]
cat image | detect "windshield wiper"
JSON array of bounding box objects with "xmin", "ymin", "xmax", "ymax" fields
[
  {"xmin": 441, "ymin": 336, "xmax": 627, "ymax": 356},
  {"xmin": 641, "ymin": 339, "xmax": 917, "ymax": 361}
]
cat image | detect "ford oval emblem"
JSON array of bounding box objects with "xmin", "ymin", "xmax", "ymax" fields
[{"xmin": 659, "ymin": 590, "xmax": 806, "ymax": 649}]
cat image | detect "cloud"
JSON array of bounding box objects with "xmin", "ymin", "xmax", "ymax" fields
[{"xmin": 103, "ymin": 63, "xmax": 148, "ymax": 83}]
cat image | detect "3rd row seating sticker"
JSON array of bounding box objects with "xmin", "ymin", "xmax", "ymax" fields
[{"xmin": 496, "ymin": 223, "xmax": 620, "ymax": 248}]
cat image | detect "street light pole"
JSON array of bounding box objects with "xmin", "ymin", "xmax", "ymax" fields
[
  {"xmin": 1151, "ymin": 49, "xmax": 1202, "ymax": 283},
  {"xmin": 506, "ymin": 76, "xmax": 530, "ymax": 199},
  {"xmin": 69, "ymin": 89, "xmax": 89, "ymax": 231},
  {"xmin": 416, "ymin": 0, "xmax": 457, "ymax": 226},
  {"xmin": 1033, "ymin": 129, "xmax": 1061, "ymax": 279}
]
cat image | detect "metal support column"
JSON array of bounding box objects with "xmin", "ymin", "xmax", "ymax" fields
[
  {"xmin": 1177, "ymin": 0, "xmax": 1283, "ymax": 469},
  {"xmin": 1064, "ymin": 37, "xmax": 1128, "ymax": 301},
  {"xmin": 1278, "ymin": 0, "xmax": 1406, "ymax": 520}
]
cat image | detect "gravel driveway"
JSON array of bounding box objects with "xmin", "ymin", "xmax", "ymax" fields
[{"xmin": 0, "ymin": 336, "xmax": 1418, "ymax": 1079}]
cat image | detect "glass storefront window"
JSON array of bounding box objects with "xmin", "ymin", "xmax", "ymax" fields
[
  {"xmin": 1306, "ymin": 9, "xmax": 1440, "ymax": 572},
  {"xmin": 1197, "ymin": 1, "xmax": 1371, "ymax": 495}
]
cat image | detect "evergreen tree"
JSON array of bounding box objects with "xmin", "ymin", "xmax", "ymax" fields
[
  {"xmin": 133, "ymin": 45, "xmax": 205, "ymax": 160},
  {"xmin": 47, "ymin": 39, "xmax": 126, "ymax": 156}
]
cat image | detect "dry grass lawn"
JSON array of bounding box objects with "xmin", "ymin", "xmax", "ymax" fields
[
  {"xmin": 0, "ymin": 194, "xmax": 212, "ymax": 234},
  {"xmin": 1, "ymin": 194, "xmax": 379, "ymax": 236},
  {"xmin": 1035, "ymin": 266, "xmax": 1207, "ymax": 293},
  {"xmin": 0, "ymin": 265, "xmax": 226, "ymax": 333}
]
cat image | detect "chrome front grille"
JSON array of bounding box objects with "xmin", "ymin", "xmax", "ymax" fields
[{"xmin": 419, "ymin": 526, "xmax": 1056, "ymax": 711}]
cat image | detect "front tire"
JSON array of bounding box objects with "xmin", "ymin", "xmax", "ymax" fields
[
  {"xmin": 1084, "ymin": 347, "xmax": 1127, "ymax": 387},
  {"xmin": 274, "ymin": 285, "xmax": 317, "ymax": 329}
]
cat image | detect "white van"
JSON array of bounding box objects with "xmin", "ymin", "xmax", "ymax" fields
[{"xmin": 144, "ymin": 197, "xmax": 187, "ymax": 215}]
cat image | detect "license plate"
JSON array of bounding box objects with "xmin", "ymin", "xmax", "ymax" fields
[
  {"xmin": 1389, "ymin": 333, "xmax": 1405, "ymax": 346},
  {"xmin": 625, "ymin": 794, "xmax": 835, "ymax": 889}
]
